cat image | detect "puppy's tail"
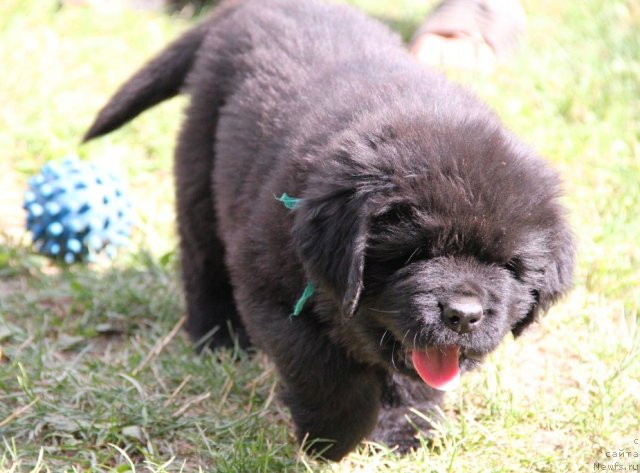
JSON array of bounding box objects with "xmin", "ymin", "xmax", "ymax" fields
[{"xmin": 82, "ymin": 21, "xmax": 209, "ymax": 142}]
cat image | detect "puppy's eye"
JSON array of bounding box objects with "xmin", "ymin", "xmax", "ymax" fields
[
  {"xmin": 365, "ymin": 247, "xmax": 425, "ymax": 278},
  {"xmin": 373, "ymin": 248, "xmax": 419, "ymax": 267},
  {"xmin": 373, "ymin": 203, "xmax": 414, "ymax": 227},
  {"xmin": 505, "ymin": 257, "xmax": 524, "ymax": 280}
]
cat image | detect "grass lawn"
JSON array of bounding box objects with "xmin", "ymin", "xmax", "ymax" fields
[{"xmin": 1, "ymin": 0, "xmax": 639, "ymax": 471}]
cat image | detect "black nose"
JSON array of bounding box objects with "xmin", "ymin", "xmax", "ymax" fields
[{"xmin": 442, "ymin": 298, "xmax": 484, "ymax": 334}]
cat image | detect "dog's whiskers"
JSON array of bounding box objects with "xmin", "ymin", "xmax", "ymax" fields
[
  {"xmin": 367, "ymin": 307, "xmax": 400, "ymax": 314},
  {"xmin": 391, "ymin": 342, "xmax": 399, "ymax": 371},
  {"xmin": 401, "ymin": 328, "xmax": 411, "ymax": 346},
  {"xmin": 413, "ymin": 331, "xmax": 418, "ymax": 352},
  {"xmin": 404, "ymin": 247, "xmax": 422, "ymax": 265},
  {"xmin": 379, "ymin": 330, "xmax": 390, "ymax": 347}
]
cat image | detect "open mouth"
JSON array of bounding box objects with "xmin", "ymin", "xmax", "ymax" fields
[
  {"xmin": 404, "ymin": 345, "xmax": 484, "ymax": 392},
  {"xmin": 380, "ymin": 329, "xmax": 486, "ymax": 392}
]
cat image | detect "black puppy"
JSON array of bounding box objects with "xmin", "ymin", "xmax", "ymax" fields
[{"xmin": 84, "ymin": 0, "xmax": 575, "ymax": 460}]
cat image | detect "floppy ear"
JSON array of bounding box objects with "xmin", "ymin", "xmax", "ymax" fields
[
  {"xmin": 292, "ymin": 188, "xmax": 370, "ymax": 319},
  {"xmin": 512, "ymin": 224, "xmax": 575, "ymax": 337}
]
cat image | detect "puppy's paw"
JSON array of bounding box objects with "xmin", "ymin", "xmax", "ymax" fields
[
  {"xmin": 369, "ymin": 418, "xmax": 422, "ymax": 453},
  {"xmin": 369, "ymin": 404, "xmax": 439, "ymax": 454},
  {"xmin": 369, "ymin": 373, "xmax": 445, "ymax": 453}
]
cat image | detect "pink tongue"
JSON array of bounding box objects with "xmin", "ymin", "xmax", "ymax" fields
[{"xmin": 412, "ymin": 346, "xmax": 460, "ymax": 391}]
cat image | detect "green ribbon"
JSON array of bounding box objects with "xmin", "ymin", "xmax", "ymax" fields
[
  {"xmin": 292, "ymin": 282, "xmax": 315, "ymax": 317},
  {"xmin": 275, "ymin": 193, "xmax": 301, "ymax": 210},
  {"xmin": 276, "ymin": 193, "xmax": 314, "ymax": 316}
]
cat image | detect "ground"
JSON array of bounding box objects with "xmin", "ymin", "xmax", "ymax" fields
[{"xmin": 0, "ymin": 0, "xmax": 638, "ymax": 472}]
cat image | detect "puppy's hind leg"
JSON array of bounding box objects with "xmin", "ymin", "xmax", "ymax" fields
[{"xmin": 175, "ymin": 99, "xmax": 250, "ymax": 351}]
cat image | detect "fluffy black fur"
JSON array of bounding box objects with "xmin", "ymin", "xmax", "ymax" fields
[{"xmin": 84, "ymin": 0, "xmax": 575, "ymax": 461}]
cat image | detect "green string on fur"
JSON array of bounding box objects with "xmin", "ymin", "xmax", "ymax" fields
[
  {"xmin": 276, "ymin": 193, "xmax": 301, "ymax": 210},
  {"xmin": 292, "ymin": 282, "xmax": 315, "ymax": 317},
  {"xmin": 275, "ymin": 193, "xmax": 315, "ymax": 317}
]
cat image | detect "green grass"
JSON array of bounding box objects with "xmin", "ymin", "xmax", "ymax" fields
[{"xmin": 1, "ymin": 0, "xmax": 639, "ymax": 471}]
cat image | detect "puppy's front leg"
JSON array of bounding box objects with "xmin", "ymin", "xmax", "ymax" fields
[
  {"xmin": 278, "ymin": 340, "xmax": 385, "ymax": 461},
  {"xmin": 370, "ymin": 373, "xmax": 444, "ymax": 452}
]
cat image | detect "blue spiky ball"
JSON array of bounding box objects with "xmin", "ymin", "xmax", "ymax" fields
[{"xmin": 23, "ymin": 157, "xmax": 134, "ymax": 264}]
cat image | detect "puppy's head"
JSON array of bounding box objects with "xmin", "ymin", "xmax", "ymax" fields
[{"xmin": 292, "ymin": 116, "xmax": 575, "ymax": 390}]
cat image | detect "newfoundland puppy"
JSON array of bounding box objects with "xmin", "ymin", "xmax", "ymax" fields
[{"xmin": 84, "ymin": 0, "xmax": 575, "ymax": 460}]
